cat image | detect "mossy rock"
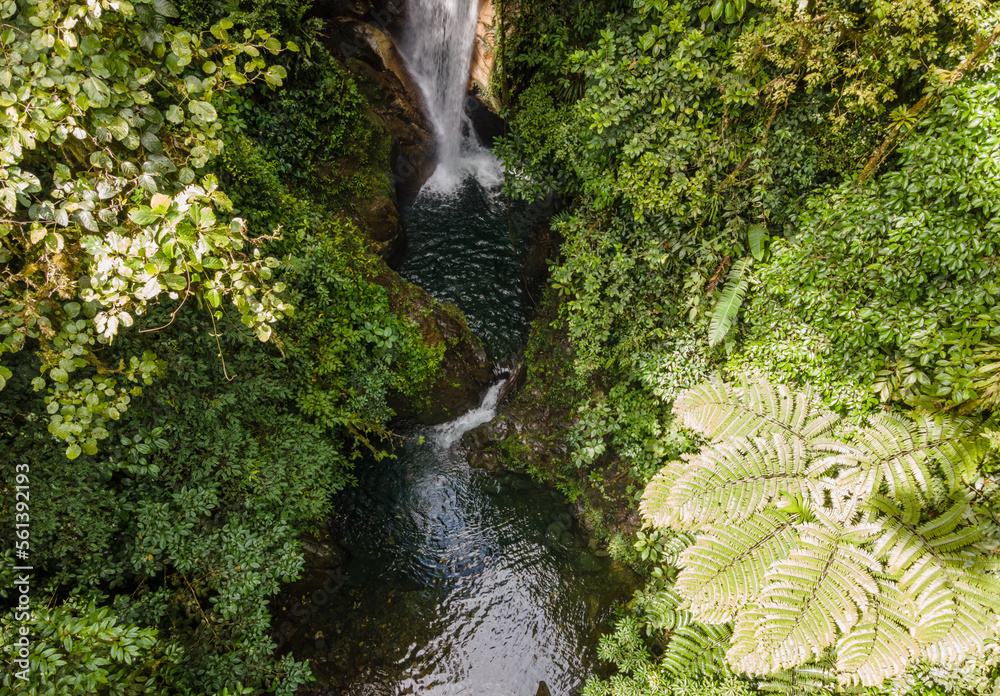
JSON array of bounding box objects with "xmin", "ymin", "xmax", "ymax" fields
[{"xmin": 377, "ymin": 267, "xmax": 493, "ymax": 424}]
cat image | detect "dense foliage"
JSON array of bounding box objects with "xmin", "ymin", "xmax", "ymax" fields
[
  {"xmin": 0, "ymin": 0, "xmax": 441, "ymax": 692},
  {"xmin": 499, "ymin": 0, "xmax": 1000, "ymax": 693}
]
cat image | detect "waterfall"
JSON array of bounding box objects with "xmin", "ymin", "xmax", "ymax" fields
[
  {"xmin": 430, "ymin": 378, "xmax": 506, "ymax": 448},
  {"xmin": 400, "ymin": 0, "xmax": 502, "ymax": 195}
]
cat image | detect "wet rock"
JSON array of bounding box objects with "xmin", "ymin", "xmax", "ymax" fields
[
  {"xmin": 523, "ymin": 222, "xmax": 557, "ymax": 289},
  {"xmin": 469, "ymin": 449, "xmax": 504, "ymax": 472},
  {"xmin": 317, "ymin": 4, "xmax": 434, "ymax": 234},
  {"xmin": 381, "ymin": 269, "xmax": 493, "ymax": 425},
  {"xmin": 358, "ymin": 194, "xmax": 403, "ymax": 258},
  {"xmin": 497, "ymin": 364, "xmax": 524, "ymax": 406},
  {"xmin": 559, "ymin": 531, "xmax": 575, "ymax": 547},
  {"xmin": 301, "ymin": 534, "xmax": 349, "ymax": 570},
  {"xmin": 314, "ymin": 0, "xmax": 407, "ymax": 36}
]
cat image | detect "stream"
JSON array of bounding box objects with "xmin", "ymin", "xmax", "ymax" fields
[
  {"xmin": 276, "ymin": 1, "xmax": 641, "ymax": 692},
  {"xmin": 280, "ymin": 175, "xmax": 640, "ymax": 695}
]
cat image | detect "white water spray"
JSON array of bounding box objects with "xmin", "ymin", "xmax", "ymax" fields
[
  {"xmin": 431, "ymin": 378, "xmax": 506, "ymax": 448},
  {"xmin": 400, "ymin": 0, "xmax": 502, "ymax": 195}
]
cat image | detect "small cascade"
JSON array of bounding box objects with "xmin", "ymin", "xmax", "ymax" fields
[
  {"xmin": 400, "ymin": 0, "xmax": 501, "ymax": 194},
  {"xmin": 430, "ymin": 377, "xmax": 506, "ymax": 448}
]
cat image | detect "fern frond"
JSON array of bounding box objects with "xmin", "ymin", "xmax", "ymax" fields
[
  {"xmin": 756, "ymin": 662, "xmax": 839, "ymax": 696},
  {"xmin": 651, "ymin": 378, "xmax": 997, "ymax": 686},
  {"xmin": 727, "ymin": 602, "xmax": 768, "ymax": 671},
  {"xmin": 748, "ymin": 522, "xmax": 881, "ymax": 671},
  {"xmin": 835, "ymin": 413, "xmax": 987, "ymax": 499},
  {"xmin": 913, "ymin": 413, "xmax": 989, "ymax": 491},
  {"xmin": 640, "ymin": 458, "xmax": 695, "ymax": 529},
  {"xmin": 641, "ymin": 586, "xmax": 696, "ymax": 633},
  {"xmin": 972, "ymin": 342, "xmax": 1000, "ymax": 408},
  {"xmin": 869, "ymin": 496, "xmax": 978, "ymax": 575},
  {"xmin": 674, "ymin": 376, "xmax": 839, "ymax": 445},
  {"xmin": 660, "ymin": 623, "xmax": 735, "ymax": 678},
  {"xmin": 676, "ymin": 510, "xmax": 796, "ymax": 623},
  {"xmin": 644, "ymin": 435, "xmax": 815, "ymax": 530},
  {"xmin": 709, "ymin": 259, "xmax": 750, "ymax": 348},
  {"xmin": 748, "ymin": 225, "xmax": 768, "ymax": 262},
  {"xmin": 921, "ymin": 575, "xmax": 1000, "ymax": 664},
  {"xmin": 866, "ymin": 495, "xmax": 998, "ymax": 656},
  {"xmin": 835, "ymin": 580, "xmax": 917, "ymax": 687}
]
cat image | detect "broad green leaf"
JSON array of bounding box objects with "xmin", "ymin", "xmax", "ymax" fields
[{"xmin": 188, "ymin": 100, "xmax": 217, "ymax": 124}]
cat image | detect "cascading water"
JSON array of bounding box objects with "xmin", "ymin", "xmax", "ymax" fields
[{"xmin": 400, "ymin": 0, "xmax": 502, "ymax": 194}]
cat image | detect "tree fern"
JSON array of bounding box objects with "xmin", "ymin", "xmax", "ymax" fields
[
  {"xmin": 640, "ymin": 376, "xmax": 997, "ymax": 687},
  {"xmin": 709, "ymin": 259, "xmax": 751, "ymax": 348},
  {"xmin": 829, "ymin": 413, "xmax": 988, "ymax": 499}
]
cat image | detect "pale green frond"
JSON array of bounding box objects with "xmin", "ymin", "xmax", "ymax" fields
[
  {"xmin": 660, "ymin": 623, "xmax": 735, "ymax": 679},
  {"xmin": 869, "ymin": 496, "xmax": 977, "ymax": 576},
  {"xmin": 640, "ymin": 457, "xmax": 696, "ymax": 529},
  {"xmin": 643, "ymin": 434, "xmax": 815, "ymax": 529},
  {"xmin": 641, "ymin": 586, "xmax": 697, "ymax": 633},
  {"xmin": 646, "ymin": 378, "xmax": 997, "ymax": 686},
  {"xmin": 835, "ymin": 580, "xmax": 918, "ymax": 687},
  {"xmin": 839, "ymin": 413, "xmax": 934, "ymax": 498},
  {"xmin": 838, "ymin": 413, "xmax": 988, "ymax": 499},
  {"xmin": 673, "ymin": 376, "xmax": 840, "ymax": 445},
  {"xmin": 921, "ymin": 576, "xmax": 1000, "ymax": 664},
  {"xmin": 676, "ymin": 510, "xmax": 796, "ymax": 624},
  {"xmin": 750, "ymin": 522, "xmax": 881, "ymax": 671},
  {"xmin": 659, "ymin": 532, "xmax": 697, "ymax": 565},
  {"xmin": 866, "ymin": 495, "xmax": 990, "ymax": 650},
  {"xmin": 911, "ymin": 413, "xmax": 990, "ymax": 491},
  {"xmin": 756, "ymin": 662, "xmax": 839, "ymax": 696},
  {"xmin": 727, "ymin": 603, "xmax": 768, "ymax": 672}
]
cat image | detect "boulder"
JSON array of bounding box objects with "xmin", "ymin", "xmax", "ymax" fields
[{"xmin": 380, "ymin": 268, "xmax": 493, "ymax": 425}]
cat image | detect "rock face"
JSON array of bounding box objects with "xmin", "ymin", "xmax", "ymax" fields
[
  {"xmin": 336, "ymin": 19, "xmax": 434, "ymax": 197},
  {"xmin": 314, "ymin": 0, "xmax": 407, "ymax": 34},
  {"xmin": 315, "ymin": 4, "xmax": 433, "ymax": 256},
  {"xmin": 379, "ymin": 268, "xmax": 494, "ymax": 425},
  {"xmin": 470, "ymin": 0, "xmax": 500, "ymax": 112}
]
